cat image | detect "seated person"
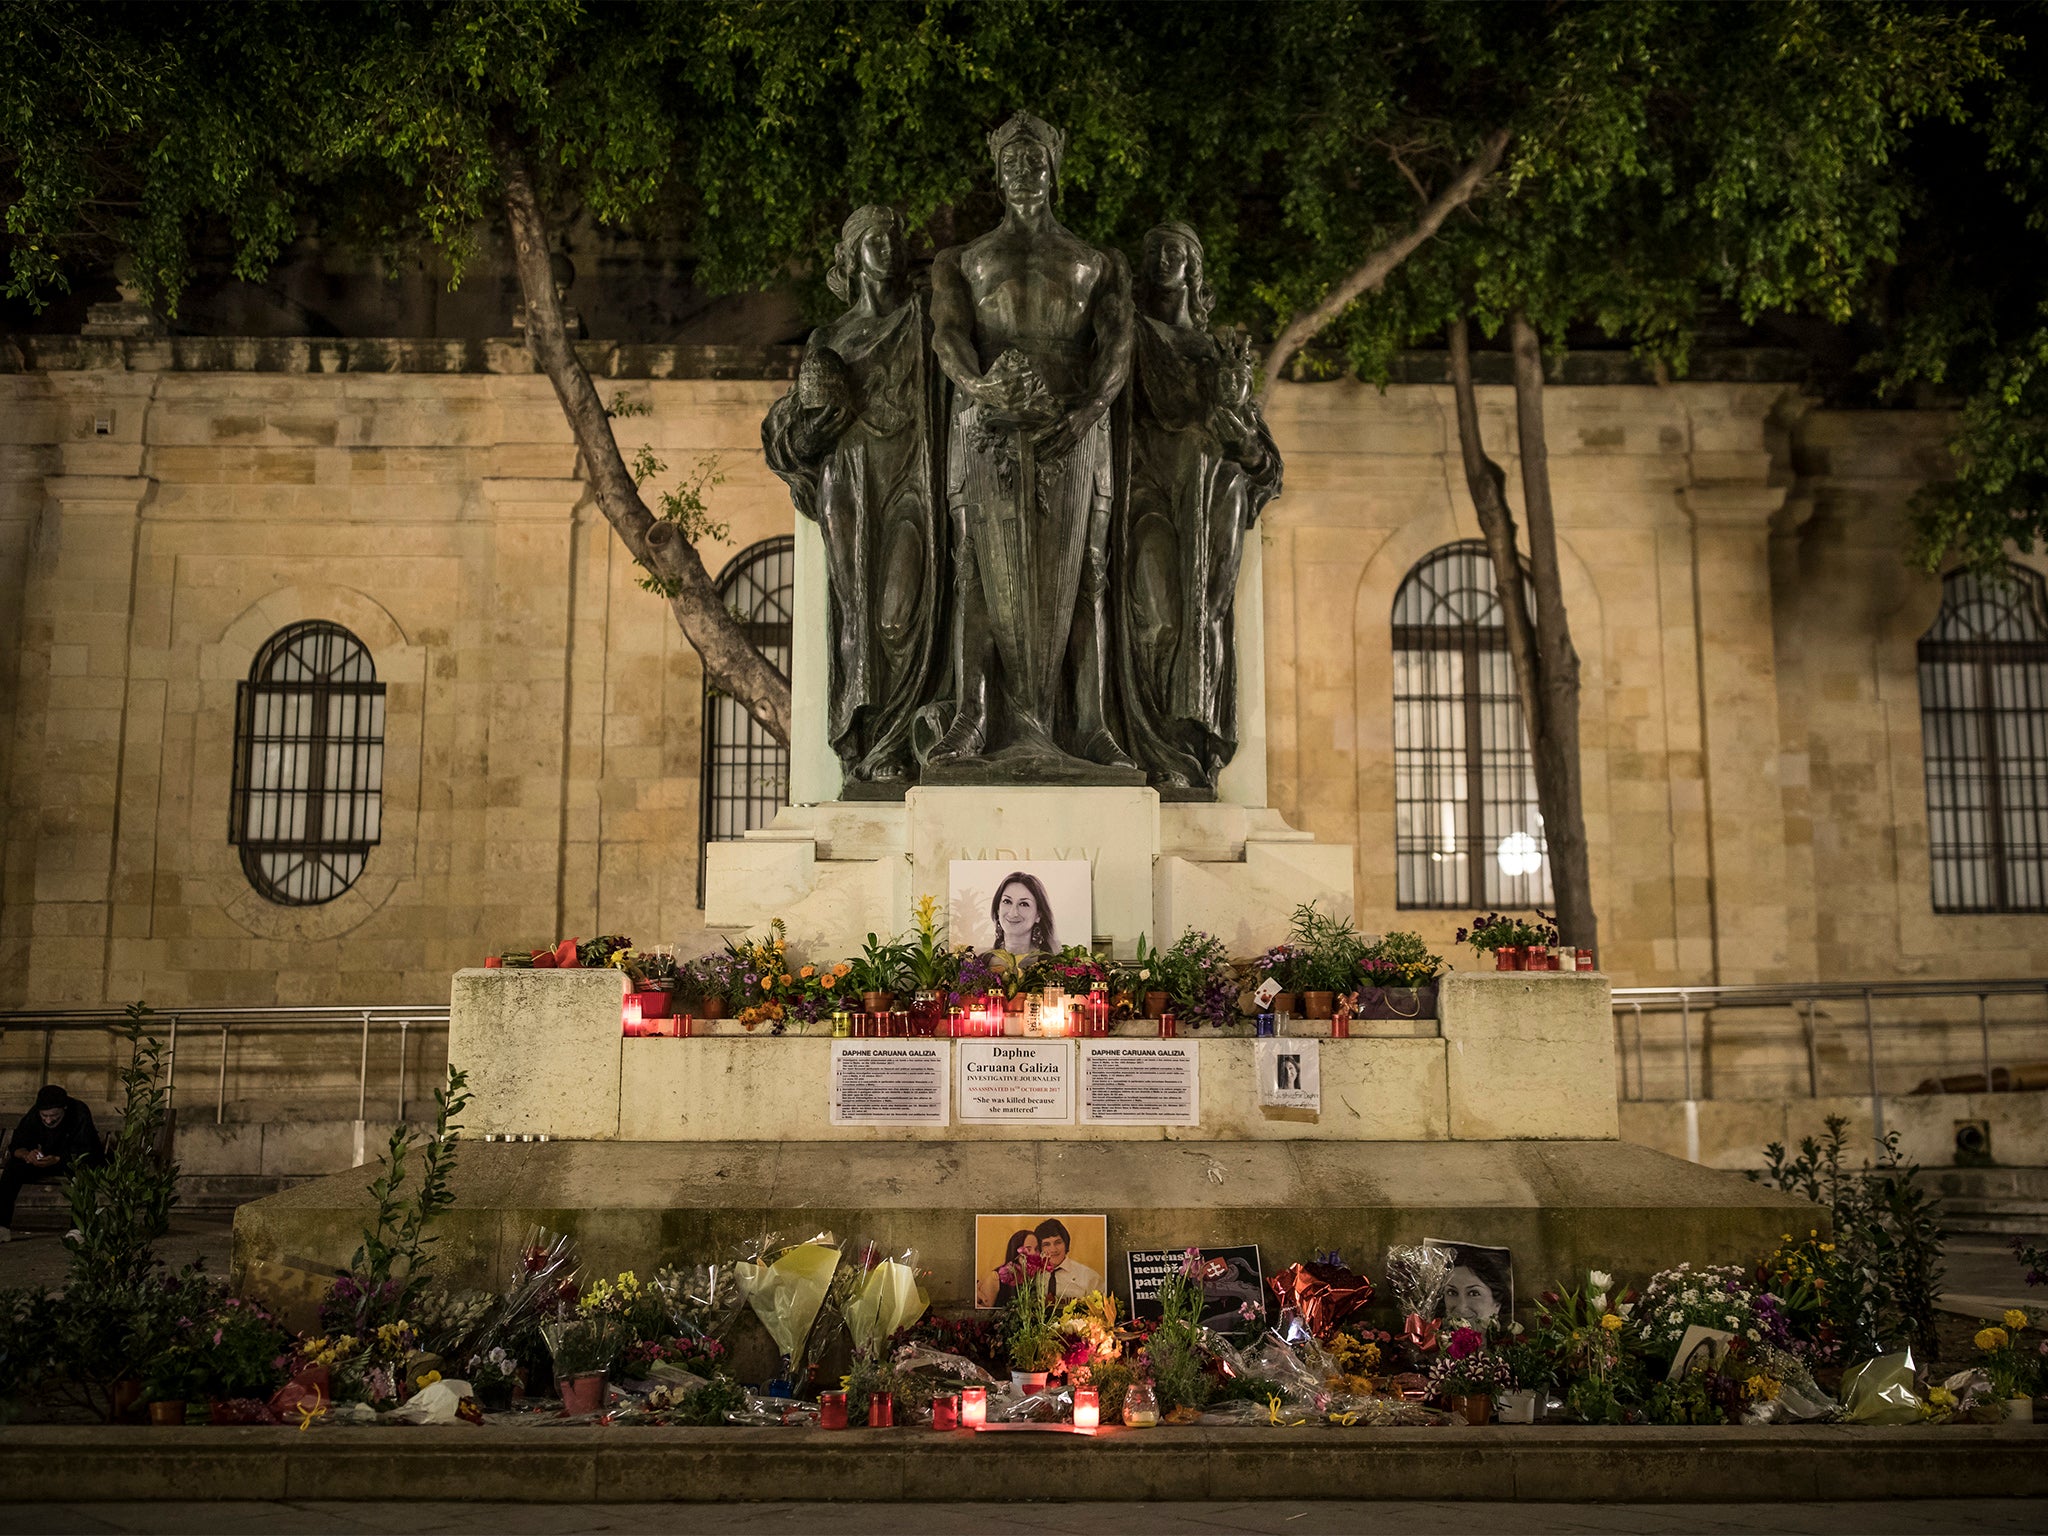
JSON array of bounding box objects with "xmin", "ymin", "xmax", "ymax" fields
[{"xmin": 0, "ymin": 1084, "xmax": 100, "ymax": 1241}]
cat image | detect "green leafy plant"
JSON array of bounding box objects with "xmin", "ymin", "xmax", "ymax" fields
[
  {"xmin": 1285, "ymin": 902, "xmax": 1367, "ymax": 993},
  {"xmin": 845, "ymin": 932, "xmax": 909, "ymax": 998},
  {"xmin": 903, "ymin": 895, "xmax": 958, "ymax": 993},
  {"xmin": 996, "ymin": 1250, "xmax": 1063, "ymax": 1374},
  {"xmin": 344, "ymin": 1066, "xmax": 472, "ymax": 1329},
  {"xmin": 1145, "ymin": 1249, "xmax": 1213, "ymax": 1413},
  {"xmin": 1750, "ymin": 1114, "xmax": 1946, "ymax": 1359},
  {"xmin": 1645, "ymin": 1369, "xmax": 1727, "ymax": 1426},
  {"xmin": 630, "ymin": 453, "xmax": 730, "ymax": 597},
  {"xmin": 190, "ymin": 1296, "xmax": 292, "ymax": 1402},
  {"xmin": 67, "ymin": 1002, "xmax": 177, "ymax": 1299}
]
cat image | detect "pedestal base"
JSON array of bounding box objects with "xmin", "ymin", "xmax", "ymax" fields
[{"xmin": 232, "ymin": 1137, "xmax": 1812, "ymax": 1316}]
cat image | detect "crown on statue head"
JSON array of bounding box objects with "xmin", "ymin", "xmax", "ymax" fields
[{"xmin": 988, "ymin": 111, "xmax": 1065, "ymax": 184}]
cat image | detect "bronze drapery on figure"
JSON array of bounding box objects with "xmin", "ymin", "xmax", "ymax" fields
[
  {"xmin": 922, "ymin": 112, "xmax": 1144, "ymax": 785},
  {"xmin": 1115, "ymin": 221, "xmax": 1283, "ymax": 796},
  {"xmin": 762, "ymin": 206, "xmax": 946, "ymax": 790}
]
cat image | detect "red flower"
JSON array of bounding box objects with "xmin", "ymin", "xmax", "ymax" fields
[{"xmin": 1447, "ymin": 1325, "xmax": 1483, "ymax": 1360}]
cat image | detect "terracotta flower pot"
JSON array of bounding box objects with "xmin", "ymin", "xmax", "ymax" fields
[
  {"xmin": 1302, "ymin": 990, "xmax": 1336, "ymax": 1020},
  {"xmin": 148, "ymin": 1399, "xmax": 188, "ymax": 1426},
  {"xmin": 1144, "ymin": 991, "xmax": 1169, "ymax": 1019},
  {"xmin": 559, "ymin": 1372, "xmax": 608, "ymax": 1417},
  {"xmin": 862, "ymin": 990, "xmax": 896, "ymax": 1014},
  {"xmin": 1450, "ymin": 1393, "xmax": 1493, "ymax": 1425},
  {"xmin": 696, "ymin": 996, "xmax": 728, "ymax": 1020},
  {"xmin": 1269, "ymin": 991, "xmax": 1298, "ymax": 1017}
]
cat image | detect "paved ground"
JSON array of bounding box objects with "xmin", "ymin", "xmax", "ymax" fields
[
  {"xmin": 0, "ymin": 1212, "xmax": 234, "ymax": 1291},
  {"xmin": 13, "ymin": 1500, "xmax": 2048, "ymax": 1535}
]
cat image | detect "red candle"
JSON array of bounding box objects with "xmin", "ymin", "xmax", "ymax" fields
[
  {"xmin": 818, "ymin": 1390, "xmax": 848, "ymax": 1430},
  {"xmin": 867, "ymin": 1391, "xmax": 894, "ymax": 1428},
  {"xmin": 960, "ymin": 1386, "xmax": 987, "ymax": 1426},
  {"xmin": 930, "ymin": 1393, "xmax": 960, "ymax": 1430},
  {"xmin": 1158, "ymin": 1011, "xmax": 1176, "ymax": 1039}
]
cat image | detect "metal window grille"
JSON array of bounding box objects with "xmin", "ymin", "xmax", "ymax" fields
[
  {"xmin": 1392, "ymin": 540, "xmax": 1551, "ymax": 909},
  {"xmin": 1917, "ymin": 565, "xmax": 2048, "ymax": 913},
  {"xmin": 699, "ymin": 536, "xmax": 795, "ymax": 904},
  {"xmin": 229, "ymin": 621, "xmax": 386, "ymax": 906}
]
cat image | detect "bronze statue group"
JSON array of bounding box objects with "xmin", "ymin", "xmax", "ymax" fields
[{"xmin": 764, "ymin": 112, "xmax": 1281, "ymax": 801}]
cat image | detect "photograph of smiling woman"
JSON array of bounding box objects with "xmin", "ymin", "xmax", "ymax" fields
[{"xmin": 990, "ymin": 869, "xmax": 1055, "ymax": 954}]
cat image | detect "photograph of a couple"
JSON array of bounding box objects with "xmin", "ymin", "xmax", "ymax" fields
[
  {"xmin": 972, "ymin": 1214, "xmax": 1109, "ymax": 1308},
  {"xmin": 947, "ymin": 860, "xmax": 1092, "ymax": 957}
]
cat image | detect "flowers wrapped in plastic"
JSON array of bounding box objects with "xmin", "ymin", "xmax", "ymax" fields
[
  {"xmin": 650, "ymin": 1262, "xmax": 747, "ymax": 1345},
  {"xmin": 1384, "ymin": 1243, "xmax": 1453, "ymax": 1353},
  {"xmin": 1267, "ymin": 1250, "xmax": 1374, "ymax": 1343},
  {"xmin": 842, "ymin": 1243, "xmax": 931, "ymax": 1363},
  {"xmin": 735, "ymin": 1231, "xmax": 845, "ymax": 1391}
]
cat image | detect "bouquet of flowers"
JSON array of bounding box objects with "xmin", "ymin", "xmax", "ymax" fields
[
  {"xmin": 1631, "ymin": 1261, "xmax": 1765, "ymax": 1361},
  {"xmin": 650, "ymin": 1262, "xmax": 746, "ymax": 1344},
  {"xmin": 1357, "ymin": 930, "xmax": 1446, "ymax": 988},
  {"xmin": 1975, "ymin": 1309, "xmax": 2042, "ymax": 1402},
  {"xmin": 735, "ymin": 1231, "xmax": 845, "ymax": 1388},
  {"xmin": 840, "ymin": 1243, "xmax": 931, "ymax": 1364},
  {"xmin": 1385, "ymin": 1243, "xmax": 1454, "ymax": 1353}
]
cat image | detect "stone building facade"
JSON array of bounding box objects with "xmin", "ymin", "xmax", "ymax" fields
[{"xmin": 2, "ymin": 337, "xmax": 2044, "ymax": 1014}]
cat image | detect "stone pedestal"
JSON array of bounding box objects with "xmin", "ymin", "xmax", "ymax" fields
[{"xmin": 705, "ymin": 785, "xmax": 1354, "ymax": 961}]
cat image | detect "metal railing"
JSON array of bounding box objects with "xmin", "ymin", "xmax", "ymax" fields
[
  {"xmin": 1611, "ymin": 977, "xmax": 2048, "ymax": 1143},
  {"xmin": 0, "ymin": 1005, "xmax": 449, "ymax": 1127}
]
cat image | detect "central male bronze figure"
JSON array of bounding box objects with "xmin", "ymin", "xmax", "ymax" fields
[{"xmin": 923, "ymin": 112, "xmax": 1142, "ymax": 782}]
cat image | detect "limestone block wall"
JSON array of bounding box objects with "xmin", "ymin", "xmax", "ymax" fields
[{"xmin": 1, "ymin": 341, "xmax": 2039, "ymax": 1091}]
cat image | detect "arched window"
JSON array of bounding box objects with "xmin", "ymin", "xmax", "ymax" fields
[
  {"xmin": 699, "ymin": 537, "xmax": 794, "ymax": 903},
  {"xmin": 1392, "ymin": 540, "xmax": 1551, "ymax": 909},
  {"xmin": 230, "ymin": 621, "xmax": 386, "ymax": 905},
  {"xmin": 1918, "ymin": 565, "xmax": 2048, "ymax": 912}
]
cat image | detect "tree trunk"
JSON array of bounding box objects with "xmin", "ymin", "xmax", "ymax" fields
[
  {"xmin": 498, "ymin": 147, "xmax": 792, "ymax": 745},
  {"xmin": 1260, "ymin": 130, "xmax": 1509, "ymax": 403},
  {"xmin": 1444, "ymin": 318, "xmax": 1598, "ymax": 952},
  {"xmin": 1507, "ymin": 312, "xmax": 1595, "ymax": 953}
]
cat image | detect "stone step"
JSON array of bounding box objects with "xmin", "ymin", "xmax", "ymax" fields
[{"xmin": 0, "ymin": 1423, "xmax": 2042, "ymax": 1504}]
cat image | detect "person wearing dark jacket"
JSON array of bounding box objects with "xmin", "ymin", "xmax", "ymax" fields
[{"xmin": 0, "ymin": 1085, "xmax": 100, "ymax": 1239}]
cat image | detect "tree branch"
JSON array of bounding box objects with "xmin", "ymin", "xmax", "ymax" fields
[
  {"xmin": 497, "ymin": 143, "xmax": 791, "ymax": 746},
  {"xmin": 1260, "ymin": 128, "xmax": 1510, "ymax": 402}
]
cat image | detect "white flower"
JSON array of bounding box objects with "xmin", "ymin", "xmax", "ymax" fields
[
  {"xmin": 1589, "ymin": 1271, "xmax": 1613, "ymax": 1291},
  {"xmin": 1724, "ymin": 1315, "xmax": 1739, "ymax": 1328},
  {"xmin": 1746, "ymin": 1329, "xmax": 1760, "ymax": 1342},
  {"xmin": 1681, "ymin": 1289, "xmax": 1698, "ymax": 1303},
  {"xmin": 1590, "ymin": 1293, "xmax": 1609, "ymax": 1313},
  {"xmin": 1618, "ymin": 1303, "xmax": 1634, "ymax": 1320}
]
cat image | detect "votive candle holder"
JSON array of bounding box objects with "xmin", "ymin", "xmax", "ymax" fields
[{"xmin": 960, "ymin": 1385, "xmax": 987, "ymax": 1426}]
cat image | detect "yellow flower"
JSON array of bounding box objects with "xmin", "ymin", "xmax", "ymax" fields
[
  {"xmin": 1818, "ymin": 1243, "xmax": 1835, "ymax": 1253},
  {"xmin": 1744, "ymin": 1374, "xmax": 1782, "ymax": 1402},
  {"xmin": 1975, "ymin": 1327, "xmax": 2009, "ymax": 1352},
  {"xmin": 801, "ymin": 965, "xmax": 816, "ymax": 979},
  {"xmin": 2003, "ymin": 1308, "xmax": 2029, "ymax": 1332},
  {"xmin": 1929, "ymin": 1385, "xmax": 1956, "ymax": 1408},
  {"xmin": 1600, "ymin": 1313, "xmax": 1625, "ymax": 1332},
  {"xmin": 415, "ymin": 1370, "xmax": 442, "ymax": 1389}
]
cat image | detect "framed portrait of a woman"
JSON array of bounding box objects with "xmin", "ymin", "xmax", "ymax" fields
[{"xmin": 947, "ymin": 860, "xmax": 1092, "ymax": 957}]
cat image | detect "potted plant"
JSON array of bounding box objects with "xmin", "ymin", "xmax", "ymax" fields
[
  {"xmin": 1356, "ymin": 931, "xmax": 1446, "ymax": 1019},
  {"xmin": 465, "ymin": 1343, "xmax": 520, "ymax": 1413},
  {"xmin": 1457, "ymin": 911, "xmax": 1558, "ymax": 971},
  {"xmin": 1156, "ymin": 929, "xmax": 1237, "ymax": 1029},
  {"xmin": 194, "ymin": 1297, "xmax": 293, "ymax": 1421},
  {"xmin": 1430, "ymin": 1324, "xmax": 1512, "ymax": 1425},
  {"xmin": 902, "ymin": 895, "xmax": 960, "ymax": 1033},
  {"xmin": 624, "ymin": 949, "xmax": 677, "ymax": 1020},
  {"xmin": 542, "ymin": 1311, "xmax": 625, "ymax": 1416},
  {"xmin": 1285, "ymin": 902, "xmax": 1365, "ymax": 1018},
  {"xmin": 141, "ymin": 1342, "xmax": 199, "ymax": 1425},
  {"xmin": 675, "ymin": 953, "xmax": 731, "ymax": 1020},
  {"xmin": 1976, "ymin": 1310, "xmax": 2040, "ymax": 1422},
  {"xmin": 1145, "ymin": 1249, "xmax": 1211, "ymax": 1419},
  {"xmin": 1131, "ymin": 935, "xmax": 1169, "ymax": 1018},
  {"xmin": 847, "ymin": 930, "xmax": 909, "ymax": 1015},
  {"xmin": 995, "ymin": 1248, "xmax": 1062, "ymax": 1393}
]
